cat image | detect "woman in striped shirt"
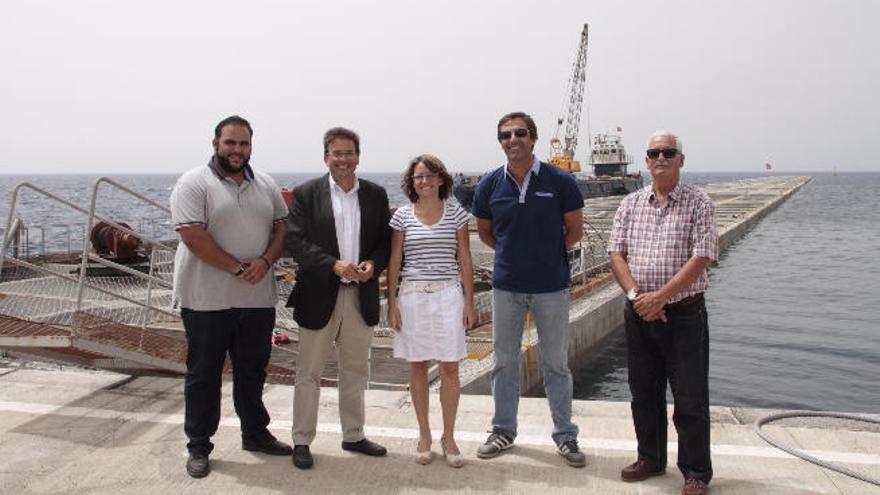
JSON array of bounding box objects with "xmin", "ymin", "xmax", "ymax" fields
[{"xmin": 387, "ymin": 154, "xmax": 476, "ymax": 468}]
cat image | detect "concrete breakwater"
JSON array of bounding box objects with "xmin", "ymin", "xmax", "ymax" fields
[
  {"xmin": 459, "ymin": 175, "xmax": 813, "ymax": 395},
  {"xmin": 0, "ymin": 175, "xmax": 812, "ymax": 395}
]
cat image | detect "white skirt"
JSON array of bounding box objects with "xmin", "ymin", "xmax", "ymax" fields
[{"xmin": 394, "ymin": 278, "xmax": 467, "ymax": 362}]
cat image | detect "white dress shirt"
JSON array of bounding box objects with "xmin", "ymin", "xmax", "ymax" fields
[{"xmin": 328, "ymin": 174, "xmax": 361, "ymax": 283}]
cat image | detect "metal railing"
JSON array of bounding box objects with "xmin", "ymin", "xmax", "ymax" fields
[
  {"xmin": 74, "ymin": 177, "xmax": 178, "ymax": 328},
  {"xmin": 0, "ymin": 179, "xmax": 178, "ymax": 331},
  {"xmin": 1, "ymin": 177, "xmax": 299, "ymax": 334}
]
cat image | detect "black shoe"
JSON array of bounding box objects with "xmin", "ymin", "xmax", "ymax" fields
[
  {"xmin": 476, "ymin": 430, "xmax": 515, "ymax": 459},
  {"xmin": 556, "ymin": 439, "xmax": 587, "ymax": 467},
  {"xmin": 242, "ymin": 436, "xmax": 294, "ymax": 456},
  {"xmin": 186, "ymin": 453, "xmax": 210, "ymax": 478},
  {"xmin": 341, "ymin": 438, "xmax": 387, "ymax": 457},
  {"xmin": 292, "ymin": 445, "xmax": 314, "ymax": 469}
]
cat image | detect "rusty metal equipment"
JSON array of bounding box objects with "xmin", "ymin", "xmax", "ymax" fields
[{"xmin": 90, "ymin": 221, "xmax": 141, "ymax": 260}]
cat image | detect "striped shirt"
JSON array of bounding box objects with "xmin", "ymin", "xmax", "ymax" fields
[
  {"xmin": 390, "ymin": 201, "xmax": 470, "ymax": 281},
  {"xmin": 608, "ymin": 182, "xmax": 718, "ymax": 303}
]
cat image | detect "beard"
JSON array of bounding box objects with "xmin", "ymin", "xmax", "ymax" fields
[{"xmin": 215, "ymin": 153, "xmax": 249, "ymax": 174}]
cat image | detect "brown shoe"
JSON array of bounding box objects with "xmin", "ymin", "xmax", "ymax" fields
[
  {"xmin": 682, "ymin": 478, "xmax": 708, "ymax": 495},
  {"xmin": 621, "ymin": 459, "xmax": 665, "ymax": 482}
]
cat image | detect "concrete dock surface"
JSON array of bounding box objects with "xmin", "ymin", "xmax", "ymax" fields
[{"xmin": 2, "ymin": 366, "xmax": 878, "ymax": 494}]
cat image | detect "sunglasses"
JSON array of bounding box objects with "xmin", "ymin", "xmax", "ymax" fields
[
  {"xmin": 646, "ymin": 148, "xmax": 679, "ymax": 159},
  {"xmin": 498, "ymin": 128, "xmax": 529, "ymax": 140}
]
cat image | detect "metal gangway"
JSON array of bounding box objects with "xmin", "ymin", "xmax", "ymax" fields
[{"xmin": 0, "ymin": 178, "xmax": 301, "ymax": 384}]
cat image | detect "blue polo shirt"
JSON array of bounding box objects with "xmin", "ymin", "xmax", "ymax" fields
[{"xmin": 472, "ymin": 158, "xmax": 584, "ymax": 293}]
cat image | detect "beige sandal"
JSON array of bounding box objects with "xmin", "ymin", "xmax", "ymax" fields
[
  {"xmin": 416, "ymin": 448, "xmax": 432, "ymax": 465},
  {"xmin": 416, "ymin": 438, "xmax": 433, "ymax": 465},
  {"xmin": 441, "ymin": 437, "xmax": 464, "ymax": 468}
]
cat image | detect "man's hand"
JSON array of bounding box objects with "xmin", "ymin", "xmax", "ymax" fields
[
  {"xmin": 640, "ymin": 308, "xmax": 668, "ymax": 323},
  {"xmin": 633, "ymin": 291, "xmax": 668, "ymax": 323},
  {"xmin": 333, "ymin": 260, "xmax": 360, "ymax": 281},
  {"xmin": 239, "ymin": 258, "xmax": 269, "ymax": 284},
  {"xmin": 355, "ymin": 260, "xmax": 374, "ymax": 282}
]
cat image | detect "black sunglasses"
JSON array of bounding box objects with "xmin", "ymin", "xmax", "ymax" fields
[
  {"xmin": 498, "ymin": 128, "xmax": 529, "ymax": 140},
  {"xmin": 646, "ymin": 148, "xmax": 679, "ymax": 159}
]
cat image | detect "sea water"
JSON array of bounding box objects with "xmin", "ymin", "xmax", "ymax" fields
[{"xmin": 572, "ymin": 172, "xmax": 880, "ymax": 414}]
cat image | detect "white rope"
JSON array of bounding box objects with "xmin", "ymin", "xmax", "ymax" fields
[{"xmin": 754, "ymin": 410, "xmax": 880, "ymax": 486}]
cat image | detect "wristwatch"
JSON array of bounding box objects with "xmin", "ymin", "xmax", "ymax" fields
[
  {"xmin": 234, "ymin": 263, "xmax": 248, "ymax": 276},
  {"xmin": 626, "ymin": 287, "xmax": 638, "ymax": 301}
]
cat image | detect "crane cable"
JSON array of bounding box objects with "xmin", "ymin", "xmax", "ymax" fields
[
  {"xmin": 754, "ymin": 410, "xmax": 880, "ymax": 486},
  {"xmin": 552, "ymin": 26, "xmax": 585, "ymax": 154},
  {"xmin": 553, "ymin": 72, "xmax": 574, "ymax": 148}
]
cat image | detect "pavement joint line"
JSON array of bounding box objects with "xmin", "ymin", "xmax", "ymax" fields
[{"xmin": 2, "ymin": 399, "xmax": 878, "ymax": 466}]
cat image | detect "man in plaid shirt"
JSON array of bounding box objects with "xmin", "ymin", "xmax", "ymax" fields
[{"xmin": 608, "ymin": 130, "xmax": 718, "ymax": 495}]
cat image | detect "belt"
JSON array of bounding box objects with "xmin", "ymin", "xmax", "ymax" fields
[
  {"xmin": 399, "ymin": 278, "xmax": 460, "ymax": 295},
  {"xmin": 664, "ymin": 293, "xmax": 703, "ymax": 310},
  {"xmin": 339, "ymin": 281, "xmax": 359, "ymax": 287}
]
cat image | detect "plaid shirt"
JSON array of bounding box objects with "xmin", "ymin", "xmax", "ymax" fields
[{"xmin": 608, "ymin": 182, "xmax": 718, "ymax": 303}]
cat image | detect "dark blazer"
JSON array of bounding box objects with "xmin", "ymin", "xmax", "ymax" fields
[{"xmin": 285, "ymin": 174, "xmax": 391, "ymax": 329}]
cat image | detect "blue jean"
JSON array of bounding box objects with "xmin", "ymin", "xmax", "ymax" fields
[{"xmin": 491, "ymin": 288, "xmax": 579, "ymax": 445}]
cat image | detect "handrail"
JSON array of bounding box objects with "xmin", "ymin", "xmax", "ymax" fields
[
  {"xmin": 74, "ymin": 177, "xmax": 176, "ymax": 319},
  {"xmin": 0, "ymin": 179, "xmax": 179, "ymax": 330},
  {"xmin": 2, "ymin": 182, "xmax": 96, "ymax": 278},
  {"xmin": 1, "ymin": 217, "xmax": 24, "ymax": 258}
]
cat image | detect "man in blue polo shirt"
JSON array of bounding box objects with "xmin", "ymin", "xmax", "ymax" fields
[{"xmin": 472, "ymin": 111, "xmax": 586, "ymax": 467}]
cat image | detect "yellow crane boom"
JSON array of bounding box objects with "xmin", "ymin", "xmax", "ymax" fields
[{"xmin": 549, "ymin": 23, "xmax": 589, "ymax": 173}]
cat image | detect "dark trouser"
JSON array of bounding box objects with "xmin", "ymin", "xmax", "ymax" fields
[
  {"xmin": 625, "ymin": 297, "xmax": 713, "ymax": 484},
  {"xmin": 182, "ymin": 307, "xmax": 275, "ymax": 456}
]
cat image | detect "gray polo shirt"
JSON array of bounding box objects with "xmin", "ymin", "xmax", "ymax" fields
[{"xmin": 170, "ymin": 162, "xmax": 288, "ymax": 310}]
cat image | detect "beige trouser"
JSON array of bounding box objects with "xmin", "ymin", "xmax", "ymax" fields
[{"xmin": 292, "ymin": 285, "xmax": 373, "ymax": 445}]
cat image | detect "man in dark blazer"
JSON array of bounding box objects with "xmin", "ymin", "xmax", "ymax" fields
[{"xmin": 285, "ymin": 127, "xmax": 391, "ymax": 470}]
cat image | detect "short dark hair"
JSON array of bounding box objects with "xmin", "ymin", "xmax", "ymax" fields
[
  {"xmin": 323, "ymin": 127, "xmax": 360, "ymax": 156},
  {"xmin": 401, "ymin": 154, "xmax": 454, "ymax": 203},
  {"xmin": 214, "ymin": 115, "xmax": 253, "ymax": 138},
  {"xmin": 497, "ymin": 111, "xmax": 538, "ymax": 141}
]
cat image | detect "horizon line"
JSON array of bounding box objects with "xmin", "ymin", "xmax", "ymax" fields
[{"xmin": 2, "ymin": 169, "xmax": 876, "ymax": 176}]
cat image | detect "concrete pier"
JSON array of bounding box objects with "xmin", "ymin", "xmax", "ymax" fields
[
  {"xmin": 1, "ymin": 366, "xmax": 877, "ymax": 494},
  {"xmin": 461, "ymin": 175, "xmax": 813, "ymax": 394}
]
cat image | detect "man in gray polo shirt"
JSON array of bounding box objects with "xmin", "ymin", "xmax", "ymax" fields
[{"xmin": 170, "ymin": 115, "xmax": 292, "ymax": 478}]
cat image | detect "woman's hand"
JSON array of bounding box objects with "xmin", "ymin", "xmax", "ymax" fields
[
  {"xmin": 388, "ymin": 301, "xmax": 402, "ymax": 332},
  {"xmin": 463, "ymin": 301, "xmax": 477, "ymax": 330}
]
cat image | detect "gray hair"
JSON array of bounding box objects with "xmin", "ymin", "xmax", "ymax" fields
[{"xmin": 647, "ymin": 130, "xmax": 684, "ymax": 154}]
